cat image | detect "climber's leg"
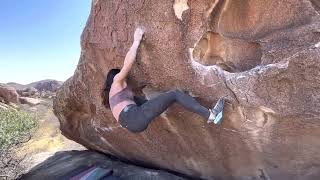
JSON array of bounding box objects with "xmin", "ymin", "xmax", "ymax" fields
[
  {"xmin": 119, "ymin": 104, "xmax": 149, "ymax": 133},
  {"xmin": 140, "ymin": 89, "xmax": 210, "ymax": 121},
  {"xmin": 119, "ymin": 89, "xmax": 221, "ymax": 133},
  {"xmin": 119, "ymin": 91, "xmax": 178, "ymax": 133}
]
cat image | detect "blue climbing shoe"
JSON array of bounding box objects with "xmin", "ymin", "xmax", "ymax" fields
[{"xmin": 210, "ymin": 97, "xmax": 225, "ymax": 125}]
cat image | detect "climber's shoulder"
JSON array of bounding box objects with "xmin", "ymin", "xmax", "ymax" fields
[
  {"xmin": 113, "ymin": 74, "xmax": 125, "ymax": 83},
  {"xmin": 112, "ymin": 74, "xmax": 127, "ymax": 87}
]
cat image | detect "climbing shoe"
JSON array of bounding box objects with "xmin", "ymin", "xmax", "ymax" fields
[{"xmin": 207, "ymin": 97, "xmax": 225, "ymax": 125}]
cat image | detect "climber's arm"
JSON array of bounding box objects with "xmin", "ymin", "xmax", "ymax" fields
[{"xmin": 114, "ymin": 27, "xmax": 144, "ymax": 82}]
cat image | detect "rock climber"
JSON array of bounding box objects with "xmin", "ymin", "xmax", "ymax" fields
[{"xmin": 104, "ymin": 27, "xmax": 225, "ymax": 133}]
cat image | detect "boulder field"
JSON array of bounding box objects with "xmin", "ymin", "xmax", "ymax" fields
[{"xmin": 54, "ymin": 0, "xmax": 320, "ymax": 179}]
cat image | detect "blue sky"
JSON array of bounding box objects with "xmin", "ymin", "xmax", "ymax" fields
[{"xmin": 0, "ymin": 0, "xmax": 91, "ymax": 84}]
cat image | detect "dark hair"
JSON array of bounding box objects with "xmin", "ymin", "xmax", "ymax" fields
[{"xmin": 103, "ymin": 68, "xmax": 120, "ymax": 107}]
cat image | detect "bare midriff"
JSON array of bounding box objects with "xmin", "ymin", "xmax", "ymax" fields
[{"xmin": 109, "ymin": 81, "xmax": 135, "ymax": 121}]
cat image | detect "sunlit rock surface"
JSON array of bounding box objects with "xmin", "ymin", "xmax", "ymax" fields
[{"xmin": 54, "ymin": 0, "xmax": 320, "ymax": 179}]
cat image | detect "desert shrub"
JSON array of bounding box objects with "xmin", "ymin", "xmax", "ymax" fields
[{"xmin": 0, "ymin": 109, "xmax": 37, "ymax": 151}]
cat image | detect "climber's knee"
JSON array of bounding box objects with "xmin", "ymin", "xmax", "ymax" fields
[{"xmin": 167, "ymin": 89, "xmax": 182, "ymax": 97}]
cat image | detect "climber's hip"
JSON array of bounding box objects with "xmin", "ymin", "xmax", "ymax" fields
[{"xmin": 119, "ymin": 104, "xmax": 150, "ymax": 133}]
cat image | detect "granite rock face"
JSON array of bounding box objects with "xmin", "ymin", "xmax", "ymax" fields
[{"xmin": 54, "ymin": 0, "xmax": 320, "ymax": 179}]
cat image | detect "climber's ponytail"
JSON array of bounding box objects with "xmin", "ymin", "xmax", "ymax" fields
[{"xmin": 103, "ymin": 68, "xmax": 121, "ymax": 108}]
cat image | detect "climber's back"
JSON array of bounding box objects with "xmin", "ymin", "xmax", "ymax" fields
[{"xmin": 109, "ymin": 78, "xmax": 136, "ymax": 121}]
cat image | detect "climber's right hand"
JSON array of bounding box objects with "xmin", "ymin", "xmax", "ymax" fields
[{"xmin": 134, "ymin": 27, "xmax": 145, "ymax": 43}]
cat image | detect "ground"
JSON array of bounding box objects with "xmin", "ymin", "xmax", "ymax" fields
[{"xmin": 0, "ymin": 98, "xmax": 85, "ymax": 179}]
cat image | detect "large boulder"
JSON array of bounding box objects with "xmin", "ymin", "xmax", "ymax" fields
[
  {"xmin": 0, "ymin": 84, "xmax": 19, "ymax": 104},
  {"xmin": 54, "ymin": 0, "xmax": 320, "ymax": 179}
]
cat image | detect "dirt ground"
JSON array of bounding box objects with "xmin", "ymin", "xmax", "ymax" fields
[{"xmin": 1, "ymin": 98, "xmax": 85, "ymax": 179}]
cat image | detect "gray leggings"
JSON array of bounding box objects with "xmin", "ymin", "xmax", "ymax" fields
[{"xmin": 119, "ymin": 89, "xmax": 210, "ymax": 133}]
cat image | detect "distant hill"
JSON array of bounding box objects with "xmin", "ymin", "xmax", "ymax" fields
[
  {"xmin": 6, "ymin": 79, "xmax": 63, "ymax": 92},
  {"xmin": 6, "ymin": 82, "xmax": 27, "ymax": 90}
]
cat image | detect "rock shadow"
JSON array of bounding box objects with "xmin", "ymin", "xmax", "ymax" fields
[{"xmin": 192, "ymin": 32, "xmax": 262, "ymax": 72}]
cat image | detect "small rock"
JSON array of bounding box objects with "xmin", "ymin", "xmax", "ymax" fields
[
  {"xmin": 0, "ymin": 102, "xmax": 8, "ymax": 110},
  {"xmin": 0, "ymin": 102, "xmax": 18, "ymax": 111},
  {"xmin": 19, "ymin": 87, "xmax": 38, "ymax": 97},
  {"xmin": 19, "ymin": 97, "xmax": 42, "ymax": 106}
]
